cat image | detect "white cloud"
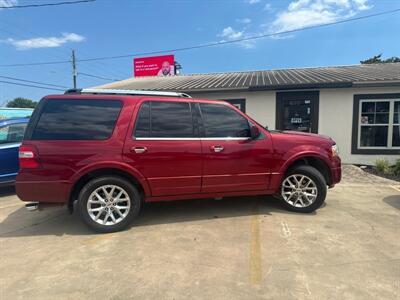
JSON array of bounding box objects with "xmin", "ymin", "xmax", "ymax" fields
[
  {"xmin": 271, "ymin": 0, "xmax": 373, "ymax": 33},
  {"xmin": 218, "ymin": 26, "xmax": 255, "ymax": 49},
  {"xmin": 353, "ymin": 0, "xmax": 372, "ymax": 10},
  {"xmin": 220, "ymin": 27, "xmax": 244, "ymax": 40},
  {"xmin": 0, "ymin": 0, "xmax": 17, "ymax": 9},
  {"xmin": 264, "ymin": 3, "xmax": 272, "ymax": 11},
  {"xmin": 218, "ymin": 0, "xmax": 372, "ymax": 49},
  {"xmin": 245, "ymin": 0, "xmax": 260, "ymax": 4},
  {"xmin": 236, "ymin": 18, "xmax": 252, "ymax": 24},
  {"xmin": 2, "ymin": 33, "xmax": 85, "ymax": 50}
]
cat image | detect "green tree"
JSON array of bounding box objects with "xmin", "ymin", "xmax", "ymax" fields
[
  {"xmin": 361, "ymin": 54, "xmax": 400, "ymax": 64},
  {"xmin": 6, "ymin": 97, "xmax": 37, "ymax": 108}
]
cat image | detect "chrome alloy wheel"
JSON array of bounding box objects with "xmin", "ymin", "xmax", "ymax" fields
[
  {"xmin": 87, "ymin": 185, "xmax": 131, "ymax": 226},
  {"xmin": 281, "ymin": 174, "xmax": 318, "ymax": 208}
]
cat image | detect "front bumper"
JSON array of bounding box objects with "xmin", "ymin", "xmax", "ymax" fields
[{"xmin": 330, "ymin": 166, "xmax": 342, "ymax": 187}]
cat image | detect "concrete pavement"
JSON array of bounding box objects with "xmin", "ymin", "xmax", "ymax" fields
[{"xmin": 0, "ymin": 166, "xmax": 399, "ymax": 299}]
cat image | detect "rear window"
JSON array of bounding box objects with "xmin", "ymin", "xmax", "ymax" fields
[{"xmin": 31, "ymin": 99, "xmax": 122, "ymax": 140}]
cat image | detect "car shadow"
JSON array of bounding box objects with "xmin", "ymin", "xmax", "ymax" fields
[
  {"xmin": 383, "ymin": 195, "xmax": 400, "ymax": 210},
  {"xmin": 0, "ymin": 186, "xmax": 16, "ymax": 197},
  {"xmin": 0, "ymin": 195, "xmax": 317, "ymax": 237}
]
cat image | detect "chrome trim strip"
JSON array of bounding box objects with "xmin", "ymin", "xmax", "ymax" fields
[
  {"xmin": 203, "ymin": 172, "xmax": 269, "ymax": 177},
  {"xmin": 202, "ymin": 137, "xmax": 249, "ymax": 141},
  {"xmin": 134, "ymin": 137, "xmax": 249, "ymax": 141},
  {"xmin": 0, "ymin": 142, "xmax": 21, "ymax": 150},
  {"xmin": 80, "ymin": 88, "xmax": 192, "ymax": 98},
  {"xmin": 0, "ymin": 172, "xmax": 17, "ymax": 178}
]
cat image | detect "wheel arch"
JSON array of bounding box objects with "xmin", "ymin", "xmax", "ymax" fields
[
  {"xmin": 68, "ymin": 166, "xmax": 150, "ymax": 207},
  {"xmin": 281, "ymin": 154, "xmax": 332, "ymax": 186}
]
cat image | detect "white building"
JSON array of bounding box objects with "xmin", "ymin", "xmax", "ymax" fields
[{"xmin": 97, "ymin": 63, "xmax": 400, "ymax": 165}]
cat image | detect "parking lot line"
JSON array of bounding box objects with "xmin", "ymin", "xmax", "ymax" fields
[
  {"xmin": 390, "ymin": 185, "xmax": 400, "ymax": 192},
  {"xmin": 249, "ymin": 206, "xmax": 262, "ymax": 285}
]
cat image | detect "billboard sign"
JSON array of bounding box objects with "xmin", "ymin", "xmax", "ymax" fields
[{"xmin": 134, "ymin": 55, "xmax": 175, "ymax": 77}]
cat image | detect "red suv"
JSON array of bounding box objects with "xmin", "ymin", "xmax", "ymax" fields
[{"xmin": 16, "ymin": 89, "xmax": 341, "ymax": 232}]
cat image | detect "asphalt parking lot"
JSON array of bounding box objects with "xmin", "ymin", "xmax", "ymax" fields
[{"xmin": 0, "ymin": 166, "xmax": 399, "ymax": 300}]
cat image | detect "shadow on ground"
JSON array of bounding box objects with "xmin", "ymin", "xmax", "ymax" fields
[
  {"xmin": 0, "ymin": 186, "xmax": 16, "ymax": 197},
  {"xmin": 0, "ymin": 195, "xmax": 317, "ymax": 237},
  {"xmin": 383, "ymin": 195, "xmax": 400, "ymax": 210}
]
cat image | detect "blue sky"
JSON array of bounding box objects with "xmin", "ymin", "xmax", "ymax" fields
[{"xmin": 0, "ymin": 0, "xmax": 399, "ymax": 103}]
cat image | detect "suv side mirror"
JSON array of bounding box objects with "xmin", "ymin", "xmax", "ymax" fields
[{"xmin": 250, "ymin": 125, "xmax": 261, "ymax": 140}]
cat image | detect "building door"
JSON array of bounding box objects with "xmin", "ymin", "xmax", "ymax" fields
[{"xmin": 276, "ymin": 91, "xmax": 319, "ymax": 133}]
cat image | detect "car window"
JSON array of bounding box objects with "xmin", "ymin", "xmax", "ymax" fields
[
  {"xmin": 0, "ymin": 123, "xmax": 27, "ymax": 144},
  {"xmin": 199, "ymin": 103, "xmax": 250, "ymax": 138},
  {"xmin": 31, "ymin": 99, "xmax": 122, "ymax": 140},
  {"xmin": 134, "ymin": 101, "xmax": 194, "ymax": 138},
  {"xmin": 134, "ymin": 102, "xmax": 150, "ymax": 138}
]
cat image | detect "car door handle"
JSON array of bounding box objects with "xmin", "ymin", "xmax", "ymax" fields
[
  {"xmin": 211, "ymin": 145, "xmax": 224, "ymax": 153},
  {"xmin": 131, "ymin": 146, "xmax": 147, "ymax": 154}
]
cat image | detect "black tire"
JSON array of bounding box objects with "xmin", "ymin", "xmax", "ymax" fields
[
  {"xmin": 279, "ymin": 165, "xmax": 327, "ymax": 213},
  {"xmin": 78, "ymin": 176, "xmax": 141, "ymax": 233}
]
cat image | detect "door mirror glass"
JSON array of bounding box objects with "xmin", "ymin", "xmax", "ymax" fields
[{"xmin": 250, "ymin": 125, "xmax": 261, "ymax": 140}]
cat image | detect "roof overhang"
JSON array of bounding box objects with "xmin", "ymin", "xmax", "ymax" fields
[{"xmin": 185, "ymin": 81, "xmax": 400, "ymax": 94}]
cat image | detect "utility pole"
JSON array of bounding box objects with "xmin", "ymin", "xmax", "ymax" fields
[{"xmin": 72, "ymin": 50, "xmax": 77, "ymax": 89}]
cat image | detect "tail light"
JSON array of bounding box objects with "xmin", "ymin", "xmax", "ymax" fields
[{"xmin": 19, "ymin": 145, "xmax": 41, "ymax": 169}]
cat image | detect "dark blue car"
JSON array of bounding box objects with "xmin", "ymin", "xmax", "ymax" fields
[{"xmin": 0, "ymin": 117, "xmax": 29, "ymax": 186}]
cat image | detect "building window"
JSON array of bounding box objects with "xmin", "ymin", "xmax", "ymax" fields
[
  {"xmin": 394, "ymin": 101, "xmax": 400, "ymax": 147},
  {"xmin": 218, "ymin": 99, "xmax": 246, "ymax": 112},
  {"xmin": 352, "ymin": 94, "xmax": 400, "ymax": 155}
]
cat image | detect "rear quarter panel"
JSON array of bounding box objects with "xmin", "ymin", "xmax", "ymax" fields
[{"xmin": 16, "ymin": 96, "xmax": 138, "ymax": 203}]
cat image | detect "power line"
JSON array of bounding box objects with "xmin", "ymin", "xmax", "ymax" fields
[
  {"xmin": 1, "ymin": 17, "xmax": 127, "ymax": 78},
  {"xmin": 78, "ymin": 72, "xmax": 120, "ymax": 82},
  {"xmin": 0, "ymin": 75, "xmax": 69, "ymax": 88},
  {"xmin": 1, "ymin": 7, "xmax": 399, "ymax": 67},
  {"xmin": 0, "ymin": 59, "xmax": 71, "ymax": 67},
  {"xmin": 0, "ymin": 81, "xmax": 65, "ymax": 91},
  {"xmin": 0, "ymin": 0, "xmax": 96, "ymax": 9},
  {"xmin": 0, "ymin": 18, "xmax": 77, "ymax": 83}
]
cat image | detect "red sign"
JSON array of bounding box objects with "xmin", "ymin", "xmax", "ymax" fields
[{"xmin": 134, "ymin": 55, "xmax": 175, "ymax": 77}]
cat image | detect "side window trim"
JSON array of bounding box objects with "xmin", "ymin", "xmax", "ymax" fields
[
  {"xmin": 23, "ymin": 98, "xmax": 46, "ymax": 140},
  {"xmin": 133, "ymin": 101, "xmax": 151, "ymax": 138},
  {"xmin": 193, "ymin": 103, "xmax": 204, "ymax": 138},
  {"xmin": 189, "ymin": 102, "xmax": 200, "ymax": 138}
]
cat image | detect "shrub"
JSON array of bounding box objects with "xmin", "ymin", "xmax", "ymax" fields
[
  {"xmin": 375, "ymin": 158, "xmax": 391, "ymax": 174},
  {"xmin": 392, "ymin": 159, "xmax": 400, "ymax": 176}
]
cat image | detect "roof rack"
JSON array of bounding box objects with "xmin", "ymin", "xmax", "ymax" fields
[{"xmin": 65, "ymin": 88, "xmax": 191, "ymax": 98}]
